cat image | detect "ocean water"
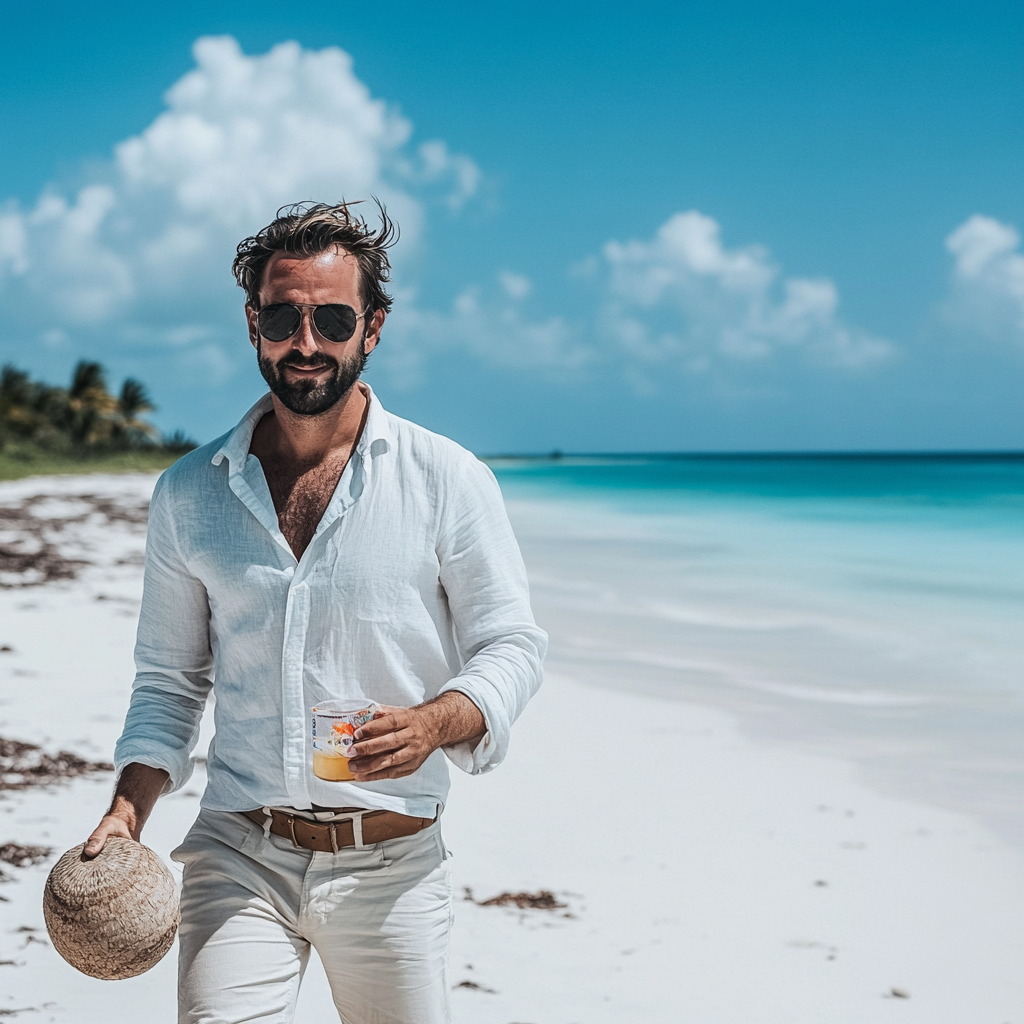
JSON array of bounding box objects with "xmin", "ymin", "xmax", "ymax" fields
[{"xmin": 488, "ymin": 455, "xmax": 1024, "ymax": 846}]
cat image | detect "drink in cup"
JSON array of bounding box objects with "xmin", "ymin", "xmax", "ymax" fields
[{"xmin": 311, "ymin": 700, "xmax": 379, "ymax": 781}]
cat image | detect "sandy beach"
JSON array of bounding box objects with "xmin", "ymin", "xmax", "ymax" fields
[{"xmin": 2, "ymin": 471, "xmax": 1023, "ymax": 1023}]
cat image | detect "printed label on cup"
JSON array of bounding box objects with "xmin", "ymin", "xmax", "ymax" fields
[{"xmin": 311, "ymin": 700, "xmax": 379, "ymax": 782}]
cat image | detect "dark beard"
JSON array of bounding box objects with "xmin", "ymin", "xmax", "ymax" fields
[{"xmin": 258, "ymin": 340, "xmax": 367, "ymax": 416}]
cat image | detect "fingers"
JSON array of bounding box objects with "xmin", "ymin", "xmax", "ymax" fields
[
  {"xmin": 349, "ymin": 742, "xmax": 426, "ymax": 780},
  {"xmin": 354, "ymin": 711, "xmax": 410, "ymax": 741},
  {"xmin": 349, "ymin": 747, "xmax": 413, "ymax": 777},
  {"xmin": 351, "ymin": 759, "xmax": 423, "ymax": 781},
  {"xmin": 83, "ymin": 815, "xmax": 133, "ymax": 859},
  {"xmin": 348, "ymin": 704, "xmax": 438, "ymax": 779},
  {"xmin": 348, "ymin": 729, "xmax": 406, "ymax": 759},
  {"xmin": 83, "ymin": 827, "xmax": 108, "ymax": 859},
  {"xmin": 350, "ymin": 709, "xmax": 420, "ymax": 758}
]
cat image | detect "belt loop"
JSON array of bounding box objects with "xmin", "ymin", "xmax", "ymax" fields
[
  {"xmin": 288, "ymin": 815, "xmax": 298, "ymax": 847},
  {"xmin": 260, "ymin": 807, "xmax": 273, "ymax": 840},
  {"xmin": 329, "ymin": 822, "xmax": 339, "ymax": 855},
  {"xmin": 352, "ymin": 811, "xmax": 365, "ymax": 850}
]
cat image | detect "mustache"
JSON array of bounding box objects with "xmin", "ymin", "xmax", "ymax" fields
[{"xmin": 280, "ymin": 352, "xmax": 338, "ymax": 370}]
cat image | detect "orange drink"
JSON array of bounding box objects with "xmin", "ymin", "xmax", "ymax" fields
[{"xmin": 311, "ymin": 700, "xmax": 378, "ymax": 782}]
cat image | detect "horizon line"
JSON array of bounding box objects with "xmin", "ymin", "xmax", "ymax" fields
[{"xmin": 480, "ymin": 448, "xmax": 1024, "ymax": 461}]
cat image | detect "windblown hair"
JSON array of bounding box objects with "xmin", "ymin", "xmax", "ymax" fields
[{"xmin": 232, "ymin": 200, "xmax": 397, "ymax": 316}]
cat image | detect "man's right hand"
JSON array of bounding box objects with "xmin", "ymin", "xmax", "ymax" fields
[
  {"xmin": 83, "ymin": 763, "xmax": 169, "ymax": 859},
  {"xmin": 84, "ymin": 813, "xmax": 136, "ymax": 858}
]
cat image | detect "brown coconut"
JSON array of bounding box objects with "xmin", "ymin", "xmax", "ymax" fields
[{"xmin": 43, "ymin": 837, "xmax": 179, "ymax": 980}]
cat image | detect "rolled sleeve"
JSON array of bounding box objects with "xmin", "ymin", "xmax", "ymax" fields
[
  {"xmin": 113, "ymin": 474, "xmax": 213, "ymax": 793},
  {"xmin": 437, "ymin": 456, "xmax": 547, "ymax": 774}
]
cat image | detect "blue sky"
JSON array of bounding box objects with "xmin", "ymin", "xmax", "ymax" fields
[{"xmin": 1, "ymin": 1, "xmax": 1022, "ymax": 452}]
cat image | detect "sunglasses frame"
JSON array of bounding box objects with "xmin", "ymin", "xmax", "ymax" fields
[{"xmin": 255, "ymin": 302, "xmax": 368, "ymax": 344}]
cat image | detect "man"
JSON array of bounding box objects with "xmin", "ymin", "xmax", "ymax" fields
[{"xmin": 85, "ymin": 201, "xmax": 547, "ymax": 1024}]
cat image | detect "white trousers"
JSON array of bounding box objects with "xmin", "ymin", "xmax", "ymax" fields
[{"xmin": 171, "ymin": 809, "xmax": 453, "ymax": 1024}]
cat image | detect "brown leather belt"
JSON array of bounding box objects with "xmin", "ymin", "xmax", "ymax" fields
[{"xmin": 243, "ymin": 807, "xmax": 436, "ymax": 853}]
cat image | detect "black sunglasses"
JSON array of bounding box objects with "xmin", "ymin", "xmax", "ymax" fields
[{"xmin": 256, "ymin": 302, "xmax": 366, "ymax": 344}]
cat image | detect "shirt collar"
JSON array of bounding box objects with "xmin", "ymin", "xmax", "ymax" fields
[
  {"xmin": 211, "ymin": 384, "xmax": 392, "ymax": 471},
  {"xmin": 354, "ymin": 383, "xmax": 394, "ymax": 458}
]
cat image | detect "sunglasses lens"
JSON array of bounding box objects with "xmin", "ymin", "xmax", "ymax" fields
[
  {"xmin": 313, "ymin": 305, "xmax": 358, "ymax": 343},
  {"xmin": 257, "ymin": 304, "xmax": 302, "ymax": 342}
]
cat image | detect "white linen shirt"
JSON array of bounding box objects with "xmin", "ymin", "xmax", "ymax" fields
[{"xmin": 113, "ymin": 389, "xmax": 547, "ymax": 818}]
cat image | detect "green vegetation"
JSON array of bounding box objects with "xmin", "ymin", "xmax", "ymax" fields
[{"xmin": 0, "ymin": 361, "xmax": 196, "ymax": 481}]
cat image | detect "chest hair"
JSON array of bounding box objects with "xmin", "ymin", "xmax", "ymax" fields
[{"xmin": 264, "ymin": 451, "xmax": 349, "ymax": 560}]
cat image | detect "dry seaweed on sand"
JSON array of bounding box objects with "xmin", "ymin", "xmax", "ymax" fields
[
  {"xmin": 0, "ymin": 492, "xmax": 150, "ymax": 588},
  {"xmin": 453, "ymin": 979, "xmax": 498, "ymax": 993},
  {"xmin": 0, "ymin": 844, "xmax": 52, "ymax": 868},
  {"xmin": 463, "ymin": 887, "xmax": 568, "ymax": 911},
  {"xmin": 0, "ymin": 736, "xmax": 113, "ymax": 792}
]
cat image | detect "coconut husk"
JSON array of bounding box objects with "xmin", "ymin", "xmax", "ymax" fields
[{"xmin": 42, "ymin": 837, "xmax": 179, "ymax": 980}]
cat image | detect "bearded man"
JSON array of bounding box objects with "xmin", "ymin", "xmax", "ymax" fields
[{"xmin": 84, "ymin": 201, "xmax": 547, "ymax": 1024}]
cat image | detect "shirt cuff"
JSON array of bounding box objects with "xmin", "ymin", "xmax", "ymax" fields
[
  {"xmin": 112, "ymin": 745, "xmax": 193, "ymax": 795},
  {"xmin": 437, "ymin": 681, "xmax": 507, "ymax": 775}
]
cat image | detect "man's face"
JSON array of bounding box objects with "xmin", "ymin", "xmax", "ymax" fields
[{"xmin": 247, "ymin": 250, "xmax": 383, "ymax": 417}]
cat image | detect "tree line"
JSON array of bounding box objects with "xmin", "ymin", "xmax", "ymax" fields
[{"xmin": 0, "ymin": 361, "xmax": 195, "ymax": 457}]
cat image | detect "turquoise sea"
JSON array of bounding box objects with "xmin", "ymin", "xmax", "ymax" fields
[{"xmin": 488, "ymin": 455, "xmax": 1024, "ymax": 846}]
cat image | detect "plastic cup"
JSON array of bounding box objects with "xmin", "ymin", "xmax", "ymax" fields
[{"xmin": 311, "ymin": 700, "xmax": 379, "ymax": 781}]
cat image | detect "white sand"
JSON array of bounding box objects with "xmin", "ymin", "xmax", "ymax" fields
[{"xmin": 2, "ymin": 473, "xmax": 1022, "ymax": 1023}]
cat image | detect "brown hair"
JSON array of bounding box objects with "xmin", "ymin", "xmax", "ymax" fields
[{"xmin": 232, "ymin": 200, "xmax": 397, "ymax": 316}]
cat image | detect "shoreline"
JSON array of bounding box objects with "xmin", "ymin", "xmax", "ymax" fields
[{"xmin": 497, "ymin": 463, "xmax": 1024, "ymax": 852}]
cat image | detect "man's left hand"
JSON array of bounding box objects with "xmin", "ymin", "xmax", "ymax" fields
[{"xmin": 347, "ymin": 692, "xmax": 485, "ymax": 781}]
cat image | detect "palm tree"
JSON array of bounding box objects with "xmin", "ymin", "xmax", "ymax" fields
[
  {"xmin": 1, "ymin": 360, "xmax": 174, "ymax": 456},
  {"xmin": 0, "ymin": 366, "xmax": 33, "ymax": 430},
  {"xmin": 114, "ymin": 379, "xmax": 157, "ymax": 445},
  {"xmin": 66, "ymin": 361, "xmax": 118, "ymax": 445},
  {"xmin": 0, "ymin": 364, "xmax": 58, "ymax": 444}
]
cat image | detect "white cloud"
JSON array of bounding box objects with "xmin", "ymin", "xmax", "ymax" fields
[
  {"xmin": 944, "ymin": 214, "xmax": 1024, "ymax": 341},
  {"xmin": 0, "ymin": 38, "xmax": 893, "ymax": 411},
  {"xmin": 382, "ymin": 212, "xmax": 891, "ymax": 392},
  {"xmin": 382, "ymin": 274, "xmax": 588, "ymax": 389},
  {"xmin": 413, "ymin": 141, "xmax": 481, "ymax": 210},
  {"xmin": 0, "ymin": 35, "xmax": 478, "ymax": 342},
  {"xmin": 498, "ymin": 271, "xmax": 532, "ymax": 300},
  {"xmin": 0, "ymin": 206, "xmax": 28, "ymax": 274},
  {"xmin": 599, "ymin": 210, "xmax": 892, "ymax": 371}
]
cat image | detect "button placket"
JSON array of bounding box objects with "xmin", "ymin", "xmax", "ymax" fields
[
  {"xmin": 281, "ymin": 578, "xmax": 311, "ymax": 807},
  {"xmin": 278, "ymin": 447, "xmax": 373, "ymax": 809}
]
